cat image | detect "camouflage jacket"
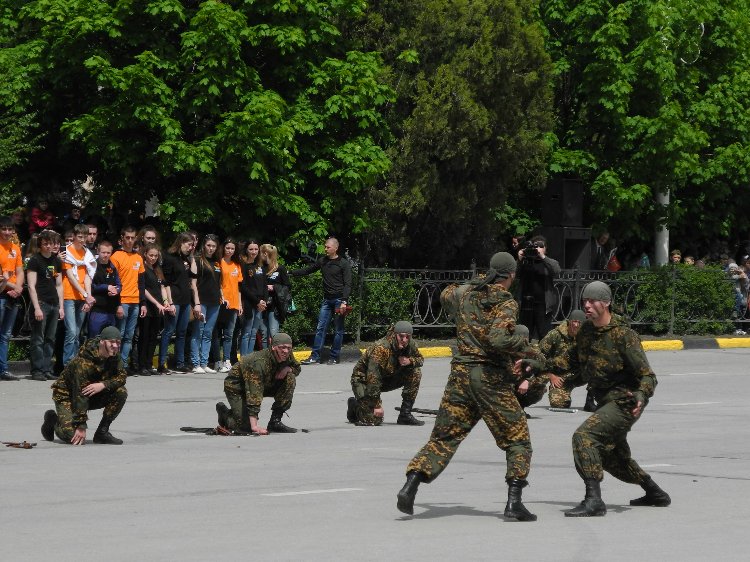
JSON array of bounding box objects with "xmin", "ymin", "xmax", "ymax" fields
[
  {"xmin": 549, "ymin": 314, "xmax": 657, "ymax": 400},
  {"xmin": 442, "ymin": 280, "xmax": 532, "ymax": 378},
  {"xmin": 52, "ymin": 338, "xmax": 128, "ymax": 429},
  {"xmin": 225, "ymin": 348, "xmax": 301, "ymax": 417},
  {"xmin": 539, "ymin": 321, "xmax": 580, "ymax": 381},
  {"xmin": 351, "ymin": 329, "xmax": 424, "ymax": 398}
]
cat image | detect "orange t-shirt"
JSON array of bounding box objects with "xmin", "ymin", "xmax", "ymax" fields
[
  {"xmin": 62, "ymin": 245, "xmax": 89, "ymax": 301},
  {"xmin": 0, "ymin": 240, "xmax": 22, "ymax": 295},
  {"xmin": 220, "ymin": 259, "xmax": 243, "ymax": 311},
  {"xmin": 111, "ymin": 249, "xmax": 145, "ymax": 304}
]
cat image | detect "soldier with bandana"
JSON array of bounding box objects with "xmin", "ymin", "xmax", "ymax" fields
[
  {"xmin": 550, "ymin": 281, "xmax": 671, "ymax": 517},
  {"xmin": 396, "ymin": 252, "xmax": 542, "ymax": 521},
  {"xmin": 538, "ymin": 310, "xmax": 589, "ymax": 409},
  {"xmin": 347, "ymin": 321, "xmax": 425, "ymax": 426},
  {"xmin": 215, "ymin": 333, "xmax": 301, "ymax": 434},
  {"xmin": 40, "ymin": 326, "xmax": 128, "ymax": 445}
]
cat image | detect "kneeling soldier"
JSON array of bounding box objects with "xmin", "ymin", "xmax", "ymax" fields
[
  {"xmin": 216, "ymin": 332, "xmax": 300, "ymax": 434},
  {"xmin": 41, "ymin": 326, "xmax": 128, "ymax": 445},
  {"xmin": 347, "ymin": 321, "xmax": 425, "ymax": 426}
]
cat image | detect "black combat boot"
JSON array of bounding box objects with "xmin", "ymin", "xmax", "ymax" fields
[
  {"xmin": 41, "ymin": 410, "xmax": 57, "ymax": 441},
  {"xmin": 267, "ymin": 410, "xmax": 298, "ymax": 433},
  {"xmin": 397, "ymin": 400, "xmax": 425, "ymax": 426},
  {"xmin": 396, "ymin": 471, "xmax": 425, "ymax": 515},
  {"xmin": 346, "ymin": 397, "xmax": 357, "ymax": 423},
  {"xmin": 565, "ymin": 479, "xmax": 606, "ymax": 517},
  {"xmin": 93, "ymin": 417, "xmax": 124, "ymax": 445},
  {"xmin": 583, "ymin": 391, "xmax": 597, "ymax": 412},
  {"xmin": 630, "ymin": 477, "xmax": 671, "ymax": 507},
  {"xmin": 504, "ymin": 479, "xmax": 537, "ymax": 521},
  {"xmin": 216, "ymin": 402, "xmax": 230, "ymax": 428}
]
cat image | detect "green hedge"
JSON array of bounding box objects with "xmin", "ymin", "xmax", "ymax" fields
[{"xmin": 630, "ymin": 265, "xmax": 735, "ymax": 335}]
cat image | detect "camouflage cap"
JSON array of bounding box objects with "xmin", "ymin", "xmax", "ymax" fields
[
  {"xmin": 581, "ymin": 281, "xmax": 612, "ymax": 302},
  {"xmin": 394, "ymin": 321, "xmax": 413, "ymax": 335},
  {"xmin": 514, "ymin": 324, "xmax": 529, "ymax": 339},
  {"xmin": 569, "ymin": 310, "xmax": 587, "ymax": 322},
  {"xmin": 99, "ymin": 326, "xmax": 121, "ymax": 340},
  {"xmin": 272, "ymin": 332, "xmax": 293, "ymax": 346}
]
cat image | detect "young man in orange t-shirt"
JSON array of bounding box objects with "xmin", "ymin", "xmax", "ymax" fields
[
  {"xmin": 62, "ymin": 224, "xmax": 96, "ymax": 365},
  {"xmin": 0, "ymin": 216, "xmax": 25, "ymax": 380},
  {"xmin": 110, "ymin": 226, "xmax": 145, "ymax": 370}
]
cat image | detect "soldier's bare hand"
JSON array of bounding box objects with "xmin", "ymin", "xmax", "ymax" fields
[
  {"xmin": 82, "ymin": 382, "xmax": 105, "ymax": 396},
  {"xmin": 71, "ymin": 428, "xmax": 86, "ymax": 445},
  {"xmin": 548, "ymin": 373, "xmax": 564, "ymax": 388},
  {"xmin": 373, "ymin": 407, "xmax": 384, "ymax": 418},
  {"xmin": 512, "ymin": 359, "xmax": 524, "ymax": 376},
  {"xmin": 517, "ymin": 379, "xmax": 530, "ymax": 394},
  {"xmin": 275, "ymin": 366, "xmax": 292, "ymax": 380},
  {"xmin": 398, "ymin": 356, "xmax": 411, "ymax": 366},
  {"xmin": 252, "ymin": 427, "xmax": 269, "ymax": 435}
]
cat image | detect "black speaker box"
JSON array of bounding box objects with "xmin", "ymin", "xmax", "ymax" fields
[
  {"xmin": 542, "ymin": 179, "xmax": 584, "ymax": 227},
  {"xmin": 541, "ymin": 226, "xmax": 591, "ymax": 270}
]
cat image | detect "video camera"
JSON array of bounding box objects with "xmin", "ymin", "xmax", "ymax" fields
[{"xmin": 522, "ymin": 241, "xmax": 540, "ymax": 260}]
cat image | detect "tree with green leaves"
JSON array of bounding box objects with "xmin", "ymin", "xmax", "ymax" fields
[
  {"xmin": 350, "ymin": 0, "xmax": 554, "ymax": 267},
  {"xmin": 1, "ymin": 0, "xmax": 393, "ymax": 247},
  {"xmin": 542, "ymin": 0, "xmax": 750, "ymax": 252}
]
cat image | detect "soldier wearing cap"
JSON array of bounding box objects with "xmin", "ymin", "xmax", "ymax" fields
[
  {"xmin": 215, "ymin": 332, "xmax": 301, "ymax": 434},
  {"xmin": 397, "ymin": 252, "xmax": 543, "ymax": 522},
  {"xmin": 548, "ymin": 281, "xmax": 671, "ymax": 516},
  {"xmin": 41, "ymin": 326, "xmax": 128, "ymax": 445},
  {"xmin": 538, "ymin": 310, "xmax": 595, "ymax": 409},
  {"xmin": 347, "ymin": 320, "xmax": 425, "ymax": 426}
]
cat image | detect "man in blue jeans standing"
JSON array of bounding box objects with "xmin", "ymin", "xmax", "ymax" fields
[{"xmin": 291, "ymin": 237, "xmax": 352, "ymax": 365}]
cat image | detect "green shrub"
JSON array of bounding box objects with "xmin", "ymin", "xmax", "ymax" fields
[
  {"xmin": 358, "ymin": 270, "xmax": 414, "ymax": 339},
  {"xmin": 635, "ymin": 265, "xmax": 734, "ymax": 335},
  {"xmin": 8, "ymin": 340, "xmax": 29, "ymax": 361}
]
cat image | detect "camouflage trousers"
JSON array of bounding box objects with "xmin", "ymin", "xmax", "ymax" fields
[
  {"xmin": 53, "ymin": 387, "xmax": 128, "ymax": 441},
  {"xmin": 572, "ymin": 396, "xmax": 649, "ymax": 484},
  {"xmin": 351, "ymin": 367, "xmax": 422, "ymax": 425},
  {"xmin": 224, "ymin": 376, "xmax": 296, "ymax": 431},
  {"xmin": 406, "ymin": 362, "xmax": 532, "ymax": 482}
]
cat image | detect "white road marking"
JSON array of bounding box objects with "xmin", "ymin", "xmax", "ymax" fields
[
  {"xmin": 666, "ymin": 372, "xmax": 718, "ymax": 376},
  {"xmin": 641, "ymin": 464, "xmax": 674, "ymax": 468},
  {"xmin": 663, "ymin": 401, "xmax": 720, "ymax": 406},
  {"xmin": 296, "ymin": 391, "xmax": 343, "ymax": 395},
  {"xmin": 262, "ymin": 488, "xmax": 363, "ymax": 497}
]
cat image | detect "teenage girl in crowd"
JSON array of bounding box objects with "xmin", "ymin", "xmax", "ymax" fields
[
  {"xmin": 216, "ymin": 237, "xmax": 243, "ymax": 371},
  {"xmin": 191, "ymin": 234, "xmax": 222, "ymax": 373},
  {"xmin": 260, "ymin": 243, "xmax": 290, "ymax": 347},
  {"xmin": 239, "ymin": 239, "xmax": 268, "ymax": 355},
  {"xmin": 159, "ymin": 233, "xmax": 197, "ymax": 373},
  {"xmin": 138, "ymin": 243, "xmax": 168, "ymax": 376}
]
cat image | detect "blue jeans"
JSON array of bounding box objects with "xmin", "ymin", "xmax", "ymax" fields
[
  {"xmin": 0, "ymin": 296, "xmax": 21, "ymax": 373},
  {"xmin": 221, "ymin": 309, "xmax": 238, "ymax": 362},
  {"xmin": 310, "ymin": 298, "xmax": 345, "ymax": 361},
  {"xmin": 88, "ymin": 310, "xmax": 116, "ymax": 338},
  {"xmin": 117, "ymin": 303, "xmax": 141, "ymax": 367},
  {"xmin": 29, "ymin": 301, "xmax": 59, "ymax": 376},
  {"xmin": 63, "ymin": 299, "xmax": 86, "ymax": 365},
  {"xmin": 240, "ymin": 308, "xmax": 263, "ymax": 356},
  {"xmin": 190, "ymin": 304, "xmax": 219, "ymax": 367},
  {"xmin": 159, "ymin": 304, "xmax": 192, "ymax": 368},
  {"xmin": 261, "ymin": 310, "xmax": 280, "ymax": 347}
]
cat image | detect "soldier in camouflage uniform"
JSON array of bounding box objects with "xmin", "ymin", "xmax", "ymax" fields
[
  {"xmin": 397, "ymin": 252, "xmax": 543, "ymax": 522},
  {"xmin": 548, "ymin": 281, "xmax": 671, "ymax": 517},
  {"xmin": 40, "ymin": 326, "xmax": 128, "ymax": 445},
  {"xmin": 510, "ymin": 324, "xmax": 549, "ymax": 414},
  {"xmin": 538, "ymin": 310, "xmax": 587, "ymax": 409},
  {"xmin": 347, "ymin": 321, "xmax": 425, "ymax": 426},
  {"xmin": 215, "ymin": 333, "xmax": 301, "ymax": 434}
]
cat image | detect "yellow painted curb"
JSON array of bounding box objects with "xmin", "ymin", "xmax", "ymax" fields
[
  {"xmin": 642, "ymin": 340, "xmax": 683, "ymax": 351},
  {"xmin": 716, "ymin": 338, "xmax": 750, "ymax": 349},
  {"xmin": 419, "ymin": 346, "xmax": 454, "ymax": 358},
  {"xmin": 293, "ymin": 350, "xmax": 312, "ymax": 361}
]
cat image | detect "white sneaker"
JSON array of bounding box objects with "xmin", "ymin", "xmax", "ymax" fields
[
  {"xmin": 226, "ymin": 360, "xmax": 233, "ymax": 371},
  {"xmin": 204, "ymin": 365, "xmax": 217, "ymax": 373},
  {"xmin": 218, "ymin": 360, "xmax": 230, "ymax": 373},
  {"xmin": 192, "ymin": 366, "xmax": 206, "ymax": 374}
]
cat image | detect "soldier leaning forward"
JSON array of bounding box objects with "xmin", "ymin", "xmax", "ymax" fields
[
  {"xmin": 347, "ymin": 321, "xmax": 425, "ymax": 426},
  {"xmin": 40, "ymin": 326, "xmax": 128, "ymax": 445},
  {"xmin": 510, "ymin": 324, "xmax": 549, "ymax": 413},
  {"xmin": 215, "ymin": 333, "xmax": 300, "ymax": 435},
  {"xmin": 397, "ymin": 252, "xmax": 543, "ymax": 522},
  {"xmin": 549, "ymin": 281, "xmax": 671, "ymax": 517}
]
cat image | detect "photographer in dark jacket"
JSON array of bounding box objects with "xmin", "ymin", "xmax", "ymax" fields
[
  {"xmin": 516, "ymin": 235, "xmax": 560, "ymax": 341},
  {"xmin": 291, "ymin": 237, "xmax": 351, "ymax": 365}
]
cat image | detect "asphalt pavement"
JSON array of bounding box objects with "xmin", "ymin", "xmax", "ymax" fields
[{"xmin": 1, "ymin": 348, "xmax": 749, "ymax": 561}]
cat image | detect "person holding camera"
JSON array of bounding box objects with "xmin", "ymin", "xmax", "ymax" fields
[{"xmin": 516, "ymin": 235, "xmax": 560, "ymax": 341}]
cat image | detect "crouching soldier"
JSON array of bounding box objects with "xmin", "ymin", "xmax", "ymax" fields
[
  {"xmin": 41, "ymin": 326, "xmax": 128, "ymax": 445},
  {"xmin": 347, "ymin": 321, "xmax": 425, "ymax": 426},
  {"xmin": 216, "ymin": 333, "xmax": 300, "ymax": 434},
  {"xmin": 511, "ymin": 324, "xmax": 548, "ymax": 415},
  {"xmin": 539, "ymin": 310, "xmax": 589, "ymax": 409}
]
